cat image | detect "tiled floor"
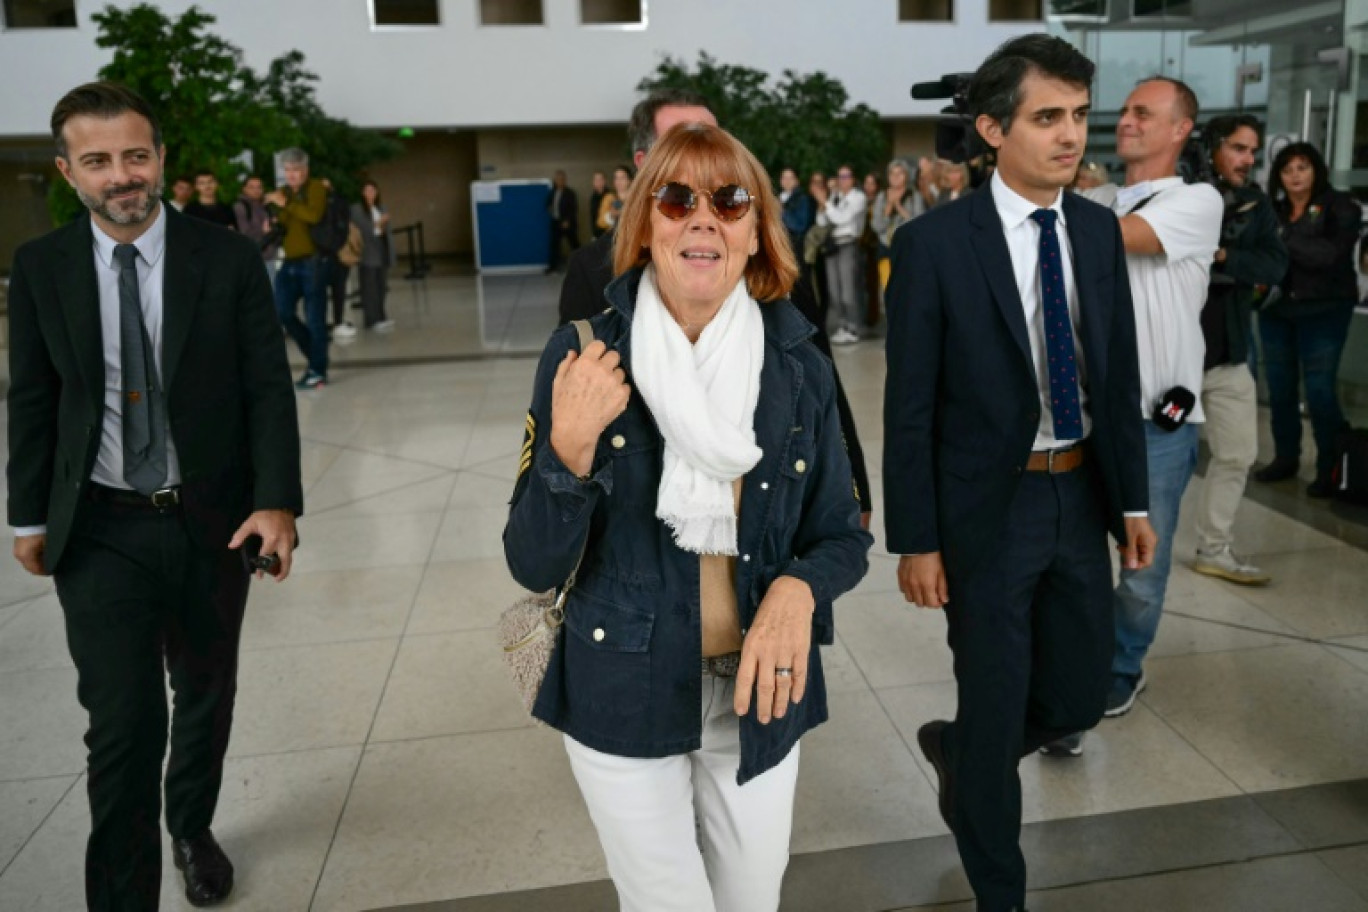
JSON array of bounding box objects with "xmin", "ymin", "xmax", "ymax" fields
[{"xmin": 1, "ymin": 273, "xmax": 1367, "ymax": 911}]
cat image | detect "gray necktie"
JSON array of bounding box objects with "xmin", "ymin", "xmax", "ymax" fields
[{"xmin": 113, "ymin": 244, "xmax": 167, "ymax": 495}]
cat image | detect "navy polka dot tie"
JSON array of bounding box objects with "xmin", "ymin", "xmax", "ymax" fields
[{"xmin": 1029, "ymin": 208, "xmax": 1082, "ymax": 441}]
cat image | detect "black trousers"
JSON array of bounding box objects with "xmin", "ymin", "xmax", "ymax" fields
[
  {"xmin": 54, "ymin": 498, "xmax": 250, "ymax": 912},
  {"xmin": 942, "ymin": 466, "xmax": 1113, "ymax": 911},
  {"xmin": 327, "ymin": 255, "xmax": 350, "ymax": 325},
  {"xmin": 359, "ymin": 265, "xmax": 388, "ymax": 327},
  {"xmin": 548, "ymin": 221, "xmax": 580, "ymax": 271}
]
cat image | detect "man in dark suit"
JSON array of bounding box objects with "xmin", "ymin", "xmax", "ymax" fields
[
  {"xmin": 883, "ymin": 36, "xmax": 1156, "ymax": 912},
  {"xmin": 545, "ymin": 169, "xmax": 580, "ymax": 273},
  {"xmin": 556, "ymin": 89, "xmax": 716, "ymax": 324},
  {"xmin": 7, "ymin": 83, "xmax": 303, "ymax": 910}
]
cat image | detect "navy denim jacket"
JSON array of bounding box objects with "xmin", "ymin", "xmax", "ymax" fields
[{"xmin": 504, "ymin": 269, "xmax": 872, "ymax": 784}]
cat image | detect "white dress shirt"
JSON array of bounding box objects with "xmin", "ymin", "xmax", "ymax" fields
[
  {"xmin": 14, "ymin": 207, "xmax": 183, "ymax": 538},
  {"xmin": 989, "ymin": 170, "xmax": 1091, "ymax": 451}
]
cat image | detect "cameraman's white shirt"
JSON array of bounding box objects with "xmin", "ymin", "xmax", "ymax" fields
[
  {"xmin": 816, "ymin": 189, "xmax": 868, "ymax": 241},
  {"xmin": 1082, "ymin": 177, "xmax": 1222, "ymax": 423}
]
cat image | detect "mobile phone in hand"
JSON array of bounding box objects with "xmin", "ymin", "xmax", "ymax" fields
[{"xmin": 241, "ymin": 534, "xmax": 282, "ymax": 576}]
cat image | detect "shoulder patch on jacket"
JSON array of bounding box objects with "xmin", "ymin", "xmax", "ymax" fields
[{"xmin": 518, "ymin": 411, "xmax": 536, "ymax": 479}]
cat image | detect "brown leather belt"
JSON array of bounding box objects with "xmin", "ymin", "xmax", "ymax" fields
[{"xmin": 1025, "ymin": 445, "xmax": 1086, "ymax": 474}]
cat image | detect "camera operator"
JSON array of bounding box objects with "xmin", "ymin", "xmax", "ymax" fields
[
  {"xmin": 264, "ymin": 148, "xmax": 330, "ymax": 389},
  {"xmin": 1188, "ymin": 116, "xmax": 1288, "ymax": 585},
  {"xmin": 1075, "ymin": 77, "xmax": 1223, "ymax": 730},
  {"xmin": 234, "ymin": 174, "xmax": 282, "ymax": 284}
]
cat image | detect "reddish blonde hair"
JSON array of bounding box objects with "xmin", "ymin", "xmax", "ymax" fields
[{"xmin": 612, "ymin": 123, "xmax": 799, "ymax": 303}]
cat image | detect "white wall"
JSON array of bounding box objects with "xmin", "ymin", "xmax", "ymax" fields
[{"xmin": 0, "ymin": 0, "xmax": 1041, "ymax": 136}]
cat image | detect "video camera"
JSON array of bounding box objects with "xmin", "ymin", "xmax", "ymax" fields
[{"xmin": 910, "ymin": 73, "xmax": 984, "ymax": 165}]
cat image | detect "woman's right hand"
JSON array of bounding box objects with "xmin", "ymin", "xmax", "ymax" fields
[{"xmin": 549, "ymin": 340, "xmax": 631, "ymax": 477}]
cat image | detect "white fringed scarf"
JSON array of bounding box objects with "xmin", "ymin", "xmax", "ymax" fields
[{"xmin": 630, "ymin": 266, "xmax": 764, "ymax": 555}]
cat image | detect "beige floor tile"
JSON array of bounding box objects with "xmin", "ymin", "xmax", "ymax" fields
[
  {"xmin": 370, "ymin": 631, "xmax": 532, "ymax": 742},
  {"xmin": 1171, "ymin": 491, "xmax": 1344, "ymax": 558},
  {"xmin": 821, "ymin": 634, "xmax": 871, "ymax": 695},
  {"xmin": 1020, "ymin": 705, "xmax": 1242, "ymax": 823},
  {"xmin": 300, "ymin": 440, "xmax": 345, "ymax": 491},
  {"xmin": 0, "ymin": 748, "xmax": 358, "ymax": 912},
  {"xmin": 445, "ymin": 470, "xmax": 520, "ymax": 510},
  {"xmin": 0, "ymin": 558, "xmax": 55, "ymax": 612},
  {"xmin": 305, "ymin": 450, "xmax": 453, "ymax": 514},
  {"xmin": 310, "ymin": 729, "xmax": 604, "ymax": 911},
  {"xmin": 347, "ymin": 418, "xmax": 479, "ymax": 470},
  {"xmin": 1326, "ymin": 635, "xmax": 1368, "ymax": 674},
  {"xmin": 458, "ymin": 418, "xmax": 526, "ymax": 470},
  {"xmin": 406, "ymin": 558, "xmax": 529, "ymax": 634},
  {"xmin": 289, "ymin": 512, "xmax": 443, "ymax": 574},
  {"xmin": 1319, "ymin": 846, "xmax": 1368, "ymax": 902},
  {"xmin": 307, "ymin": 474, "xmax": 457, "ymax": 521},
  {"xmin": 428, "ymin": 505, "xmax": 513, "ymax": 563},
  {"xmin": 298, "ymin": 415, "xmax": 367, "ymax": 449},
  {"xmin": 1214, "ymin": 545, "xmax": 1368, "ymax": 640},
  {"xmin": 0, "ymin": 667, "xmax": 86, "ymax": 780},
  {"xmin": 835, "ymin": 592, "xmax": 955, "ymax": 690},
  {"xmin": 1148, "ymin": 576, "xmax": 1298, "ymax": 660},
  {"xmin": 240, "ymin": 565, "xmax": 424, "ymax": 649},
  {"xmin": 1144, "ymin": 644, "xmax": 1368, "ymax": 791},
  {"xmin": 228, "ymin": 639, "xmax": 397, "ymax": 757},
  {"xmin": 792, "ymin": 689, "xmax": 945, "ymax": 854},
  {"xmin": 0, "ymin": 594, "xmax": 72, "ymax": 674},
  {"xmin": 0, "ymin": 776, "xmax": 75, "ymax": 872}
]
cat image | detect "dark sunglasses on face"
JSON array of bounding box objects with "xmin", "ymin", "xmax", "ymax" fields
[{"xmin": 652, "ymin": 181, "xmax": 753, "ymax": 222}]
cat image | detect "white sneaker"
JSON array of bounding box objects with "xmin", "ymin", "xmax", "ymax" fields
[
  {"xmin": 332, "ymin": 322, "xmax": 357, "ymax": 339},
  {"xmin": 372, "ymin": 320, "xmax": 396, "ymax": 333},
  {"xmin": 830, "ymin": 328, "xmax": 860, "ymax": 346},
  {"xmin": 1192, "ymin": 545, "xmax": 1270, "ymax": 586}
]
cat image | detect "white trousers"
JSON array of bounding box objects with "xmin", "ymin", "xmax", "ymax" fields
[
  {"xmin": 563, "ymin": 674, "xmax": 801, "ymax": 912},
  {"xmin": 1194, "ymin": 363, "xmax": 1260, "ymax": 552}
]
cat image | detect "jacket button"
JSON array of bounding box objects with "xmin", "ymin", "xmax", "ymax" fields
[
  {"xmin": 760, "ymin": 482, "xmax": 769, "ymax": 491},
  {"xmin": 742, "ymin": 554, "xmax": 751, "ymax": 562},
  {"xmin": 611, "ymin": 435, "xmax": 626, "ymax": 449},
  {"xmin": 794, "ymin": 459, "xmax": 807, "ymax": 474},
  {"xmin": 593, "ymin": 627, "xmax": 605, "ymax": 642}
]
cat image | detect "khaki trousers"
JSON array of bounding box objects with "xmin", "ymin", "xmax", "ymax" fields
[{"xmin": 1194, "ymin": 363, "xmax": 1259, "ymax": 553}]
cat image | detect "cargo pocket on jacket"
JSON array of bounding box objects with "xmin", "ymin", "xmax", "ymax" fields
[{"xmin": 564, "ymin": 590, "xmax": 654, "ymax": 716}]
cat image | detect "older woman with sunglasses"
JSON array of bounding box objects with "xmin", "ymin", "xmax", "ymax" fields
[{"xmin": 504, "ymin": 124, "xmax": 871, "ymax": 912}]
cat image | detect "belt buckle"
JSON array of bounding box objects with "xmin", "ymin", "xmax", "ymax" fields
[{"xmin": 150, "ymin": 488, "xmax": 178, "ymax": 508}]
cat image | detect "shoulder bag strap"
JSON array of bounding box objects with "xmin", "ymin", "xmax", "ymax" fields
[{"xmin": 555, "ymin": 318, "xmax": 596, "ymax": 607}]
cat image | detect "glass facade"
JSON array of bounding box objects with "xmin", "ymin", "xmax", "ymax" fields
[{"xmin": 1052, "ymin": 0, "xmax": 1368, "ymax": 191}]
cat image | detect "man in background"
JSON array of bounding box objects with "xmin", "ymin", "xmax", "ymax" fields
[
  {"xmin": 183, "ymin": 169, "xmax": 236, "ymax": 231},
  {"xmin": 1189, "ymin": 115, "xmax": 1287, "ymax": 586},
  {"xmin": 546, "ymin": 169, "xmax": 580, "ymax": 273}
]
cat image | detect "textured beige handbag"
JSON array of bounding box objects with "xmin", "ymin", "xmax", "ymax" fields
[{"xmin": 498, "ymin": 319, "xmax": 594, "ymax": 714}]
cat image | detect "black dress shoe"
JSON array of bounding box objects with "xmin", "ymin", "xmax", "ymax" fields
[
  {"xmin": 1253, "ymin": 459, "xmax": 1299, "ymax": 483},
  {"xmin": 917, "ymin": 719, "xmax": 956, "ymax": 833},
  {"xmin": 171, "ymin": 831, "xmax": 234, "ymax": 907},
  {"xmin": 1307, "ymin": 477, "xmax": 1336, "ymax": 498}
]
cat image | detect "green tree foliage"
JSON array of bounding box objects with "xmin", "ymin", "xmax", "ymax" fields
[
  {"xmin": 49, "ymin": 3, "xmax": 400, "ymax": 223},
  {"xmin": 637, "ymin": 53, "xmax": 889, "ymax": 184}
]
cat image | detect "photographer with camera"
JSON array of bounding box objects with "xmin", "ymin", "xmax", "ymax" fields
[
  {"xmin": 264, "ymin": 148, "xmax": 330, "ymax": 390},
  {"xmin": 1077, "ymin": 77, "xmax": 1223, "ymax": 728},
  {"xmin": 234, "ymin": 174, "xmax": 282, "ymax": 283},
  {"xmin": 1187, "ymin": 116, "xmax": 1288, "ymax": 585}
]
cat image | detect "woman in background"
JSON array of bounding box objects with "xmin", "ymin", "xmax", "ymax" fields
[{"xmin": 350, "ymin": 180, "xmax": 396, "ymax": 332}]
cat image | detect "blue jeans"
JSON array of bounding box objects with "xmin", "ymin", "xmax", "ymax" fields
[
  {"xmin": 274, "ymin": 257, "xmax": 328, "ymax": 376},
  {"xmin": 1113, "ymin": 421, "xmax": 1198, "ymax": 678},
  {"xmin": 1258, "ymin": 302, "xmax": 1354, "ymax": 481}
]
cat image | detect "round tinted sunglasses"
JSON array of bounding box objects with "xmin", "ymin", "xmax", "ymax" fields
[{"xmin": 652, "ymin": 182, "xmax": 753, "ymax": 222}]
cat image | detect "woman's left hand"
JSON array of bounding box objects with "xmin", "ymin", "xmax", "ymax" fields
[{"xmin": 734, "ymin": 576, "xmax": 815, "ymax": 724}]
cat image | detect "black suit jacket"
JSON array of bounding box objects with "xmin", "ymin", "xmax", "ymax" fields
[
  {"xmin": 883, "ymin": 188, "xmax": 1147, "ymax": 581},
  {"xmin": 548, "ymin": 186, "xmax": 578, "ymax": 231},
  {"xmin": 6, "ymin": 206, "xmax": 304, "ymax": 573},
  {"xmin": 558, "ymin": 230, "xmax": 615, "ymax": 324}
]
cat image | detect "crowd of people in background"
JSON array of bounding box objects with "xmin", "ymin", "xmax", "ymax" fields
[{"xmin": 164, "ymin": 160, "xmax": 399, "ymax": 389}]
